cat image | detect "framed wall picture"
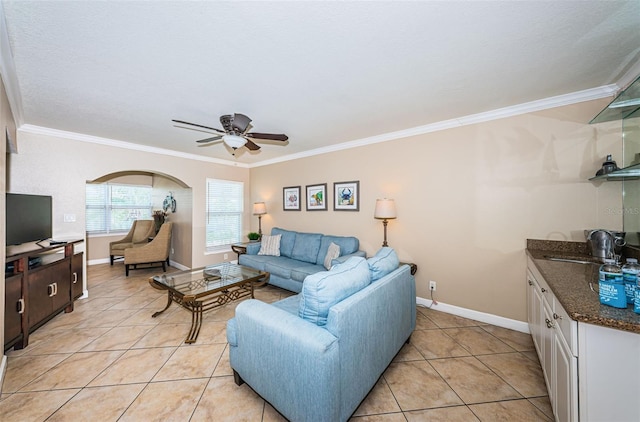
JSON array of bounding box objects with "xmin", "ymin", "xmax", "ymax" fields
[
  {"xmin": 283, "ymin": 186, "xmax": 301, "ymax": 211},
  {"xmin": 306, "ymin": 183, "xmax": 327, "ymax": 211},
  {"xmin": 334, "ymin": 181, "xmax": 359, "ymax": 211}
]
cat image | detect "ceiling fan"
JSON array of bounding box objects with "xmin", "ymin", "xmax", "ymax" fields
[{"xmin": 172, "ymin": 113, "xmax": 288, "ymax": 153}]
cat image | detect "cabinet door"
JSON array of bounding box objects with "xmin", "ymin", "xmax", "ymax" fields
[
  {"xmin": 553, "ymin": 329, "xmax": 578, "ymax": 422},
  {"xmin": 542, "ymin": 299, "xmax": 554, "ymax": 399},
  {"xmin": 527, "ymin": 271, "xmax": 543, "ymax": 357},
  {"xmin": 28, "ymin": 268, "xmax": 55, "ymax": 328},
  {"xmin": 50, "ymin": 260, "xmax": 72, "ymax": 313},
  {"xmin": 4, "ymin": 274, "xmax": 24, "ymax": 347},
  {"xmin": 72, "ymin": 252, "xmax": 84, "ymax": 300}
]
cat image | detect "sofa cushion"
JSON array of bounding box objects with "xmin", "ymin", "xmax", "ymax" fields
[
  {"xmin": 290, "ymin": 262, "xmax": 326, "ymax": 282},
  {"xmin": 264, "ymin": 257, "xmax": 301, "ymax": 279},
  {"xmin": 299, "ymin": 256, "xmax": 371, "ymax": 326},
  {"xmin": 324, "ymin": 242, "xmax": 340, "ymax": 270},
  {"xmin": 367, "ymin": 247, "xmax": 399, "ymax": 281},
  {"xmin": 239, "ymin": 254, "xmax": 271, "ymax": 271},
  {"xmin": 291, "ymin": 232, "xmax": 323, "ymax": 264},
  {"xmin": 271, "ymin": 227, "xmax": 297, "ymax": 257},
  {"xmin": 258, "ymin": 234, "xmax": 281, "ymax": 256},
  {"xmin": 315, "ymin": 235, "xmax": 360, "ymax": 266}
]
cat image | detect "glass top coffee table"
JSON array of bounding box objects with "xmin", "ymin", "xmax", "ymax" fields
[{"xmin": 149, "ymin": 262, "xmax": 269, "ymax": 343}]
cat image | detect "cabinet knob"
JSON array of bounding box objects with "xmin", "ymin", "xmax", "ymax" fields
[
  {"xmin": 541, "ymin": 287, "xmax": 547, "ymax": 293},
  {"xmin": 528, "ymin": 280, "xmax": 533, "ymax": 286},
  {"xmin": 545, "ymin": 318, "xmax": 554, "ymax": 328},
  {"xmin": 17, "ymin": 298, "xmax": 25, "ymax": 314},
  {"xmin": 73, "ymin": 272, "xmax": 78, "ymax": 283},
  {"xmin": 553, "ymin": 312, "xmax": 562, "ymax": 320}
]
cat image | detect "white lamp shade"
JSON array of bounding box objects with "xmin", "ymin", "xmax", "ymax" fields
[
  {"xmin": 223, "ymin": 134, "xmax": 247, "ymax": 149},
  {"xmin": 374, "ymin": 199, "xmax": 397, "ymax": 219},
  {"xmin": 253, "ymin": 202, "xmax": 267, "ymax": 215}
]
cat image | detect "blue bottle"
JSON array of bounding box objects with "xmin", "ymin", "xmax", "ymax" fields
[
  {"xmin": 635, "ymin": 275, "xmax": 640, "ymax": 314},
  {"xmin": 599, "ymin": 259, "xmax": 626, "ymax": 308},
  {"xmin": 621, "ymin": 258, "xmax": 640, "ymax": 304}
]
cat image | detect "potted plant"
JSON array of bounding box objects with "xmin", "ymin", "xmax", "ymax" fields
[{"xmin": 247, "ymin": 232, "xmax": 261, "ymax": 242}]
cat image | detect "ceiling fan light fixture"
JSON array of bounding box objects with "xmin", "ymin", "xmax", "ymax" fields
[{"xmin": 223, "ymin": 134, "xmax": 246, "ymax": 149}]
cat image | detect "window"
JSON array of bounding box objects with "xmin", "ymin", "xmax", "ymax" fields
[
  {"xmin": 86, "ymin": 183, "xmax": 153, "ymax": 234},
  {"xmin": 206, "ymin": 179, "xmax": 243, "ymax": 251}
]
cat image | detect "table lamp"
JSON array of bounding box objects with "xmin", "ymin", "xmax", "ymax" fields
[
  {"xmin": 374, "ymin": 199, "xmax": 397, "ymax": 247},
  {"xmin": 253, "ymin": 202, "xmax": 267, "ymax": 236}
]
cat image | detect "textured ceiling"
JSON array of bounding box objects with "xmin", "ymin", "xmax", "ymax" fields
[{"xmin": 2, "ymin": 1, "xmax": 640, "ymax": 165}]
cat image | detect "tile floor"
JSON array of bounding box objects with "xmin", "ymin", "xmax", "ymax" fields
[{"xmin": 1, "ymin": 263, "xmax": 553, "ymax": 421}]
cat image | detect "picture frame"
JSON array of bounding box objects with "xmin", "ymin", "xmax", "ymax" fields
[
  {"xmin": 333, "ymin": 181, "xmax": 360, "ymax": 211},
  {"xmin": 283, "ymin": 186, "xmax": 301, "ymax": 211},
  {"xmin": 305, "ymin": 183, "xmax": 327, "ymax": 211}
]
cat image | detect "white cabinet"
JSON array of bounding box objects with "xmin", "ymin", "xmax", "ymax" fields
[
  {"xmin": 527, "ymin": 257, "xmax": 640, "ymax": 422},
  {"xmin": 527, "ymin": 262, "xmax": 578, "ymax": 422}
]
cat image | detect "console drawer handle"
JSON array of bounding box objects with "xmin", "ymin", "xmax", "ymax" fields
[
  {"xmin": 73, "ymin": 272, "xmax": 78, "ymax": 284},
  {"xmin": 48, "ymin": 283, "xmax": 55, "ymax": 297},
  {"xmin": 17, "ymin": 298, "xmax": 25, "ymax": 314}
]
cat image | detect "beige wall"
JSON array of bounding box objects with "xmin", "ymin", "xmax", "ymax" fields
[
  {"xmin": 249, "ymin": 99, "xmax": 623, "ymax": 322},
  {"xmin": 6, "ymin": 131, "xmax": 250, "ymax": 270}
]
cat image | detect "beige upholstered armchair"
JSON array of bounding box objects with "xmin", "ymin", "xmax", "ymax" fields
[
  {"xmin": 109, "ymin": 219, "xmax": 156, "ymax": 265},
  {"xmin": 124, "ymin": 222, "xmax": 173, "ymax": 276}
]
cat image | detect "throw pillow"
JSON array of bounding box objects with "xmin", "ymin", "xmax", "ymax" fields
[
  {"xmin": 367, "ymin": 247, "xmax": 399, "ymax": 281},
  {"xmin": 323, "ymin": 242, "xmax": 340, "ymax": 270},
  {"xmin": 299, "ymin": 256, "xmax": 371, "ymax": 326},
  {"xmin": 257, "ymin": 234, "xmax": 282, "ymax": 256}
]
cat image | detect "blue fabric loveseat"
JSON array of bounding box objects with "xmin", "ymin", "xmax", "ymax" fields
[
  {"xmin": 238, "ymin": 227, "xmax": 366, "ymax": 292},
  {"xmin": 227, "ymin": 249, "xmax": 416, "ymax": 422}
]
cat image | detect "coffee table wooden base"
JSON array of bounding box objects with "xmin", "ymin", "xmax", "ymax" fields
[{"xmin": 149, "ymin": 278, "xmax": 261, "ymax": 344}]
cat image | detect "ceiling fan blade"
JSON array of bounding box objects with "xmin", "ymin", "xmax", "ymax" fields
[
  {"xmin": 232, "ymin": 113, "xmax": 252, "ymax": 133},
  {"xmin": 196, "ymin": 135, "xmax": 223, "ymax": 143},
  {"xmin": 247, "ymin": 132, "xmax": 289, "ymax": 142},
  {"xmin": 244, "ymin": 139, "xmax": 261, "ymax": 151},
  {"xmin": 172, "ymin": 119, "xmax": 225, "ymax": 133}
]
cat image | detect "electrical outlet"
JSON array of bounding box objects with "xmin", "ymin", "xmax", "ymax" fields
[{"xmin": 429, "ymin": 281, "xmax": 437, "ymax": 291}]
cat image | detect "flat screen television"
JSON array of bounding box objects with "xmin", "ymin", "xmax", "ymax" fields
[{"xmin": 6, "ymin": 193, "xmax": 53, "ymax": 246}]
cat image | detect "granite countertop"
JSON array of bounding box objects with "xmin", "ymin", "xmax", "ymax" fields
[{"xmin": 526, "ymin": 239, "xmax": 640, "ymax": 334}]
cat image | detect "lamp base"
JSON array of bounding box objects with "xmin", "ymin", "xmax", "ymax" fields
[{"xmin": 382, "ymin": 219, "xmax": 389, "ymax": 247}]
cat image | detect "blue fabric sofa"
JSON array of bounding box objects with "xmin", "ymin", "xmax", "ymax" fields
[
  {"xmin": 227, "ymin": 250, "xmax": 416, "ymax": 422},
  {"xmin": 238, "ymin": 227, "xmax": 366, "ymax": 292}
]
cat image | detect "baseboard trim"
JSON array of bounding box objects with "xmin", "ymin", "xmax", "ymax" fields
[
  {"xmin": 416, "ymin": 296, "xmax": 530, "ymax": 334},
  {"xmin": 88, "ymin": 258, "xmax": 186, "ymax": 271},
  {"xmin": 88, "ymin": 258, "xmax": 111, "ymax": 266}
]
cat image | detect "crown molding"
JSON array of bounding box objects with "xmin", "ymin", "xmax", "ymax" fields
[
  {"xmin": 251, "ymin": 84, "xmax": 618, "ymax": 168},
  {"xmin": 18, "ymin": 124, "xmax": 248, "ymax": 168}
]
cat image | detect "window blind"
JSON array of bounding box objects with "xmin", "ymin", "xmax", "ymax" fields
[
  {"xmin": 86, "ymin": 183, "xmax": 153, "ymax": 234},
  {"xmin": 206, "ymin": 179, "xmax": 243, "ymax": 251}
]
